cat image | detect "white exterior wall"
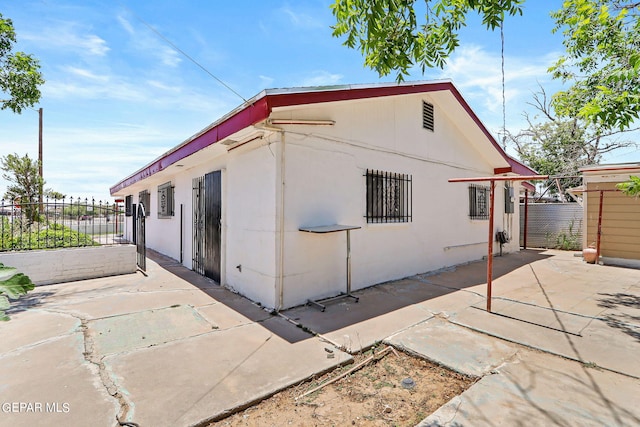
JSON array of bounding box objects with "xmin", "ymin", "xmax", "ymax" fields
[
  {"xmin": 276, "ymin": 94, "xmax": 520, "ymax": 308},
  {"xmin": 225, "ymin": 141, "xmax": 278, "ymax": 308},
  {"xmin": 113, "ymin": 90, "xmax": 521, "ymax": 311},
  {"xmin": 116, "ymin": 140, "xmax": 279, "ymax": 307}
]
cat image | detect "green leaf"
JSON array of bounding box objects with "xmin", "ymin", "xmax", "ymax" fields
[
  {"xmin": 0, "ymin": 262, "xmax": 35, "ymax": 320},
  {"xmin": 0, "ymin": 295, "xmax": 9, "ymax": 311},
  {"xmin": 330, "ymin": 0, "xmax": 524, "ymax": 80}
]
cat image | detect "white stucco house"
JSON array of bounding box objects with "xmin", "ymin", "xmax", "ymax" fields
[{"xmin": 111, "ymin": 80, "xmax": 535, "ymax": 310}]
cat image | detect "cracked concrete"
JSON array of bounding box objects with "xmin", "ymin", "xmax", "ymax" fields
[
  {"xmin": 2, "ymin": 248, "xmax": 639, "ymax": 426},
  {"xmin": 79, "ymin": 316, "xmax": 135, "ymax": 425},
  {"xmin": 0, "ymin": 250, "xmax": 352, "ymax": 427}
]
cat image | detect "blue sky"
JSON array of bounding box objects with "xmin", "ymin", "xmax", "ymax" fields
[{"xmin": 0, "ymin": 1, "xmax": 637, "ymax": 200}]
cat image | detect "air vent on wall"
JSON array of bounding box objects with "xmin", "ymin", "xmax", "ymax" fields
[{"xmin": 423, "ymin": 101, "xmax": 434, "ymax": 131}]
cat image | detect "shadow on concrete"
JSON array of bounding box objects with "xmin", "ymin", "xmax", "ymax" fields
[
  {"xmin": 517, "ymin": 261, "xmax": 639, "ymax": 427},
  {"xmin": 5, "ymin": 290, "xmax": 55, "ymax": 317},
  {"xmin": 146, "ymin": 249, "xmax": 315, "ymax": 344},
  {"xmin": 597, "ymin": 292, "xmax": 640, "ymax": 343},
  {"xmin": 282, "ymin": 250, "xmax": 552, "ymax": 338},
  {"xmin": 149, "ymin": 249, "xmax": 552, "ymax": 345}
]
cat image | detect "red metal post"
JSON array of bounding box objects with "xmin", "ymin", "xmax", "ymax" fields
[
  {"xmin": 596, "ymin": 190, "xmax": 604, "ymax": 263},
  {"xmin": 523, "ymin": 189, "xmax": 528, "ymax": 249},
  {"xmin": 487, "ymin": 181, "xmax": 495, "ymax": 312}
]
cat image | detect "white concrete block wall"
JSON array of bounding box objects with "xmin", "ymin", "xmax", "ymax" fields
[
  {"xmin": 111, "ymin": 89, "xmax": 524, "ymax": 310},
  {"xmin": 277, "ymin": 93, "xmax": 521, "ymax": 308},
  {"xmin": 225, "ymin": 142, "xmax": 278, "ymax": 307},
  {"xmin": 0, "ymin": 245, "xmax": 137, "ymax": 285}
]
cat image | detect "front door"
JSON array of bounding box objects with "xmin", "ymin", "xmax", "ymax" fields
[{"xmin": 192, "ymin": 171, "xmax": 221, "ymax": 282}]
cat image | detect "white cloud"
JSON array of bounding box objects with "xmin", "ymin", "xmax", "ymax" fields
[
  {"xmin": 43, "ymin": 79, "xmax": 147, "ymax": 103},
  {"xmin": 83, "ymin": 35, "xmax": 110, "ymax": 56},
  {"xmin": 259, "ymin": 75, "xmax": 275, "ymax": 88},
  {"xmin": 278, "ymin": 6, "xmax": 324, "ymax": 29},
  {"xmin": 428, "ymin": 45, "xmax": 564, "ymax": 135},
  {"xmin": 298, "ymin": 70, "xmax": 343, "ymax": 87},
  {"xmin": 23, "ymin": 25, "xmax": 110, "ymax": 57},
  {"xmin": 64, "ymin": 66, "xmax": 110, "ymax": 83},
  {"xmin": 117, "ymin": 15, "xmax": 135, "ymax": 35},
  {"xmin": 159, "ymin": 46, "xmax": 182, "ymax": 67},
  {"xmin": 147, "ymin": 80, "xmax": 181, "ymax": 93},
  {"xmin": 115, "ymin": 12, "xmax": 182, "ymax": 68}
]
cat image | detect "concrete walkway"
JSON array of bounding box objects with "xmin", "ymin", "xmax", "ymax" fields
[
  {"xmin": 286, "ymin": 249, "xmax": 640, "ymax": 426},
  {"xmin": 0, "ymin": 251, "xmax": 351, "ymax": 427},
  {"xmin": 1, "ymin": 249, "xmax": 639, "ymax": 426}
]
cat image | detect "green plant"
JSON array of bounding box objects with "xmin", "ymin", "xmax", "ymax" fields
[
  {"xmin": 617, "ymin": 176, "xmax": 640, "ymax": 197},
  {"xmin": 0, "ymin": 263, "xmax": 34, "ymax": 321},
  {"xmin": 2, "ymin": 223, "xmax": 99, "ymax": 251},
  {"xmin": 555, "ymin": 219, "xmax": 582, "ymax": 251}
]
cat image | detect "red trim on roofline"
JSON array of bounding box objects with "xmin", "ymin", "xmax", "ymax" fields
[
  {"xmin": 110, "ymin": 81, "xmax": 535, "ymax": 195},
  {"xmin": 110, "ymin": 98, "xmax": 270, "ymax": 194}
]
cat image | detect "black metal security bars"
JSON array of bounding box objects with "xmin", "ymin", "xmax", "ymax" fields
[
  {"xmin": 366, "ymin": 169, "xmax": 412, "ymax": 223},
  {"xmin": 469, "ymin": 184, "xmax": 489, "ymax": 219},
  {"xmin": 0, "ymin": 197, "xmax": 125, "ymax": 252}
]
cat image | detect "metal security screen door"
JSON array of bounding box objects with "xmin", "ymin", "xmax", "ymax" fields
[
  {"xmin": 135, "ymin": 203, "xmax": 146, "ymax": 271},
  {"xmin": 192, "ymin": 171, "xmax": 222, "ymax": 282}
]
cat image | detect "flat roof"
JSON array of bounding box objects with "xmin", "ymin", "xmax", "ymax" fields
[{"xmin": 580, "ymin": 162, "xmax": 640, "ymax": 173}]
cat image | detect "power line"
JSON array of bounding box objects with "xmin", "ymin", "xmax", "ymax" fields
[
  {"xmin": 500, "ymin": 20, "xmax": 507, "ymax": 150},
  {"xmin": 120, "ymin": 4, "xmax": 249, "ymax": 104}
]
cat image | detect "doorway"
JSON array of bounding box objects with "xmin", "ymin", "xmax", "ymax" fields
[{"xmin": 192, "ymin": 171, "xmax": 222, "ymax": 282}]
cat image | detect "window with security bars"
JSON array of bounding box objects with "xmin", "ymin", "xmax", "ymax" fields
[
  {"xmin": 157, "ymin": 182, "xmax": 174, "ymax": 218},
  {"xmin": 469, "ymin": 184, "xmax": 489, "ymax": 219},
  {"xmin": 138, "ymin": 190, "xmax": 150, "ymax": 217},
  {"xmin": 423, "ymin": 101, "xmax": 434, "ymax": 131},
  {"xmin": 125, "ymin": 195, "xmax": 133, "ymax": 217},
  {"xmin": 366, "ymin": 169, "xmax": 412, "ymax": 223}
]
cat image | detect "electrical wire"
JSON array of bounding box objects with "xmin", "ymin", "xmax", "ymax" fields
[
  {"xmin": 500, "ymin": 20, "xmax": 507, "ymax": 150},
  {"xmin": 119, "ymin": 3, "xmax": 249, "ymax": 104}
]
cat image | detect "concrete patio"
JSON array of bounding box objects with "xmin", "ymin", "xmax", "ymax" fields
[{"xmin": 1, "ymin": 249, "xmax": 639, "ymax": 426}]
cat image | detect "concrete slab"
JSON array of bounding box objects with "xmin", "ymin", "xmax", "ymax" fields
[
  {"xmin": 419, "ymin": 349, "xmax": 640, "ymax": 427},
  {"xmin": 315, "ymin": 303, "xmax": 431, "ymax": 353},
  {"xmin": 0, "ymin": 309, "xmax": 79, "ymax": 353},
  {"xmin": 2, "ymin": 248, "xmax": 638, "ymax": 427},
  {"xmin": 105, "ymin": 322, "xmax": 352, "ymax": 427},
  {"xmin": 451, "ymin": 304, "xmax": 640, "ymax": 378},
  {"xmin": 193, "ymin": 303, "xmax": 255, "ymax": 330},
  {"xmin": 416, "ymin": 287, "xmax": 486, "ymax": 315},
  {"xmin": 386, "ymin": 317, "xmax": 519, "ymax": 377},
  {"xmin": 42, "ymin": 288, "xmax": 216, "ymax": 319},
  {"xmin": 284, "ymin": 289, "xmax": 433, "ymax": 352},
  {"xmin": 0, "ymin": 334, "xmax": 118, "ymax": 427},
  {"xmin": 88, "ymin": 305, "xmax": 215, "ymax": 355},
  {"xmin": 471, "ymin": 299, "xmax": 589, "ymax": 335}
]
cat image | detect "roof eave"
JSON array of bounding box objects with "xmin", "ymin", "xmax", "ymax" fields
[{"xmin": 110, "ymin": 80, "xmax": 531, "ymax": 195}]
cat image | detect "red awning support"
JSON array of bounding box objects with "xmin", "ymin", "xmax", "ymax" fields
[{"xmin": 449, "ymin": 175, "xmax": 548, "ymax": 312}]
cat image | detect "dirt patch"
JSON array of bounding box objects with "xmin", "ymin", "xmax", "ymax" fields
[{"xmin": 210, "ymin": 346, "xmax": 475, "ymax": 427}]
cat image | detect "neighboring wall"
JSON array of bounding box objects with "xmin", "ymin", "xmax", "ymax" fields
[
  {"xmin": 519, "ymin": 203, "xmax": 583, "ymax": 249},
  {"xmin": 0, "ymin": 245, "xmax": 137, "ymax": 285},
  {"xmin": 585, "ymin": 181, "xmax": 640, "ymax": 260}
]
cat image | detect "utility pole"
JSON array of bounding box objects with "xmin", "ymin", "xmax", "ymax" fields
[{"xmin": 38, "ymin": 107, "xmax": 43, "ymax": 212}]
